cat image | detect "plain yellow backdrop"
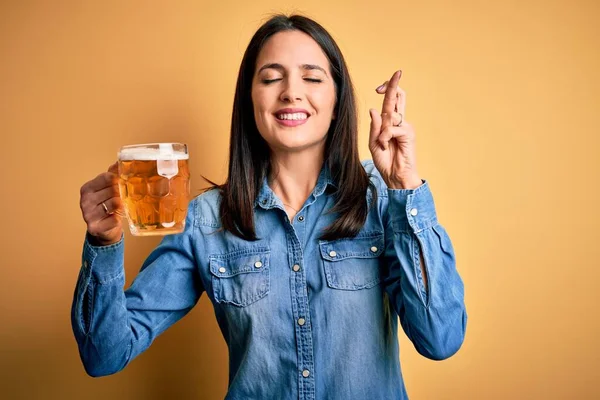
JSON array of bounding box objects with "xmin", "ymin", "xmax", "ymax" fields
[{"xmin": 1, "ymin": 0, "xmax": 598, "ymax": 399}]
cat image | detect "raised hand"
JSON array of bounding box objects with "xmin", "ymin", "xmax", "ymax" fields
[
  {"xmin": 368, "ymin": 70, "xmax": 422, "ymax": 189},
  {"xmin": 79, "ymin": 162, "xmax": 124, "ymax": 246}
]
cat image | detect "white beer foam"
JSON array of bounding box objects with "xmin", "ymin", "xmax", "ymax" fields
[{"xmin": 119, "ymin": 147, "xmax": 188, "ymax": 160}]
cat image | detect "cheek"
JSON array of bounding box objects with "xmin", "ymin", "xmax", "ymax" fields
[
  {"xmin": 252, "ymin": 90, "xmax": 272, "ymax": 117},
  {"xmin": 251, "ymin": 90, "xmax": 273, "ymax": 140},
  {"xmin": 251, "ymin": 92, "xmax": 264, "ymax": 122},
  {"xmin": 314, "ymin": 89, "xmax": 337, "ymax": 117}
]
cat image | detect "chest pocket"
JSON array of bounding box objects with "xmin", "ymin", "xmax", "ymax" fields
[
  {"xmin": 319, "ymin": 232, "xmax": 384, "ymax": 290},
  {"xmin": 209, "ymin": 248, "xmax": 270, "ymax": 307}
]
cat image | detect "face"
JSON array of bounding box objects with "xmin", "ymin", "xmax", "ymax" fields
[{"xmin": 251, "ymin": 30, "xmax": 337, "ymax": 154}]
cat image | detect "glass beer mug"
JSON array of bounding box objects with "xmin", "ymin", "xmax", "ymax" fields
[{"xmin": 117, "ymin": 143, "xmax": 190, "ymax": 236}]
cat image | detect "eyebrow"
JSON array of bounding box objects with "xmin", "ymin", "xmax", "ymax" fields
[{"xmin": 257, "ymin": 63, "xmax": 328, "ymax": 76}]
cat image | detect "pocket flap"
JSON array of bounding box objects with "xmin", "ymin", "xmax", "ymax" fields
[
  {"xmin": 319, "ymin": 232, "xmax": 384, "ymax": 261},
  {"xmin": 209, "ymin": 248, "xmax": 270, "ymax": 278}
]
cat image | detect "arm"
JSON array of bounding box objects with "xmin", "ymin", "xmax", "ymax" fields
[
  {"xmin": 381, "ymin": 182, "xmax": 467, "ymax": 360},
  {"xmin": 70, "ymin": 208, "xmax": 203, "ymax": 377},
  {"xmin": 367, "ymin": 70, "xmax": 466, "ymax": 359}
]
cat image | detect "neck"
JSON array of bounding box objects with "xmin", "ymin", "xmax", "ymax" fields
[{"xmin": 269, "ymin": 148, "xmax": 324, "ymax": 215}]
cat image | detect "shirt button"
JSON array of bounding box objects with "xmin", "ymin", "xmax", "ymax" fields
[
  {"xmin": 410, "ymin": 208, "xmax": 418, "ymax": 216},
  {"xmin": 370, "ymin": 246, "xmax": 378, "ymax": 253},
  {"xmin": 218, "ymin": 267, "xmax": 226, "ymax": 273},
  {"xmin": 83, "ymin": 261, "xmax": 88, "ymax": 268},
  {"xmin": 297, "ymin": 318, "xmax": 306, "ymax": 326},
  {"xmin": 297, "ymin": 215, "xmax": 304, "ymax": 222},
  {"xmin": 302, "ymin": 369, "xmax": 310, "ymax": 378},
  {"xmin": 254, "ymin": 261, "xmax": 263, "ymax": 268},
  {"xmin": 329, "ymin": 250, "xmax": 337, "ymax": 258},
  {"xmin": 292, "ymin": 264, "xmax": 301, "ymax": 272}
]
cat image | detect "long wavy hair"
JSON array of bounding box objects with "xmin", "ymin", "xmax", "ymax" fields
[{"xmin": 215, "ymin": 14, "xmax": 375, "ymax": 241}]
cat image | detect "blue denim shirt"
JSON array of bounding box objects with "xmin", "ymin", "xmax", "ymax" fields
[{"xmin": 71, "ymin": 160, "xmax": 467, "ymax": 400}]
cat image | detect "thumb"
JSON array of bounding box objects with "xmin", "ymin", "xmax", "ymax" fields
[{"xmin": 369, "ymin": 108, "xmax": 382, "ymax": 148}]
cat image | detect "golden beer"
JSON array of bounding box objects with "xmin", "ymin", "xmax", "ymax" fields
[{"xmin": 118, "ymin": 143, "xmax": 190, "ymax": 236}]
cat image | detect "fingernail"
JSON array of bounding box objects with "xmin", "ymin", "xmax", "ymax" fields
[{"xmin": 376, "ymin": 84, "xmax": 385, "ymax": 91}]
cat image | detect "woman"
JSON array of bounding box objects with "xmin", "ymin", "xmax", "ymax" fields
[{"xmin": 73, "ymin": 14, "xmax": 466, "ymax": 399}]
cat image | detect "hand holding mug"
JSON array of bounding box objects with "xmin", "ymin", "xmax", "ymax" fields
[{"xmin": 79, "ymin": 162, "xmax": 124, "ymax": 246}]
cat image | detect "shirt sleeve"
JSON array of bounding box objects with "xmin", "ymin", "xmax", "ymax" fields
[
  {"xmin": 380, "ymin": 181, "xmax": 467, "ymax": 360},
  {"xmin": 70, "ymin": 206, "xmax": 203, "ymax": 377}
]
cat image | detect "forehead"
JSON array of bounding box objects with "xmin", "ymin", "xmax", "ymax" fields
[{"xmin": 256, "ymin": 30, "xmax": 331, "ymax": 71}]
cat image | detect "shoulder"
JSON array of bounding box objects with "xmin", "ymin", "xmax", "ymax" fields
[
  {"xmin": 361, "ymin": 159, "xmax": 388, "ymax": 197},
  {"xmin": 190, "ymin": 187, "xmax": 222, "ymax": 228}
]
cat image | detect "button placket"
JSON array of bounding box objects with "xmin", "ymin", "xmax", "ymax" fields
[{"xmin": 283, "ymin": 206, "xmax": 314, "ymax": 396}]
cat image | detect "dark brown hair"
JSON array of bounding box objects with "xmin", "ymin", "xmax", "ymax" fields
[{"xmin": 216, "ymin": 14, "xmax": 375, "ymax": 241}]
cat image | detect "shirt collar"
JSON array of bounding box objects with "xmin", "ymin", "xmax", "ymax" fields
[{"xmin": 255, "ymin": 163, "xmax": 337, "ymax": 210}]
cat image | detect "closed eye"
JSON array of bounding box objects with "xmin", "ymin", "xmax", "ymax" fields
[{"xmin": 261, "ymin": 78, "xmax": 323, "ymax": 84}]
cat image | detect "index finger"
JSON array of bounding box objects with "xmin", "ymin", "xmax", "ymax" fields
[
  {"xmin": 381, "ymin": 70, "xmax": 402, "ymax": 115},
  {"xmin": 83, "ymin": 171, "xmax": 118, "ymax": 193},
  {"xmin": 108, "ymin": 161, "xmax": 118, "ymax": 174}
]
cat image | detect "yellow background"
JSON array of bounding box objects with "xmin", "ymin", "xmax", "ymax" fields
[{"xmin": 1, "ymin": 0, "xmax": 598, "ymax": 399}]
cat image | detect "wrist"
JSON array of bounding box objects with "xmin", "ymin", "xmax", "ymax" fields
[
  {"xmin": 386, "ymin": 174, "xmax": 422, "ymax": 190},
  {"xmin": 87, "ymin": 231, "xmax": 122, "ymax": 247}
]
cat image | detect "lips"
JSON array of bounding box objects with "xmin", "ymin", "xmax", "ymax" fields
[{"xmin": 274, "ymin": 108, "xmax": 310, "ymax": 127}]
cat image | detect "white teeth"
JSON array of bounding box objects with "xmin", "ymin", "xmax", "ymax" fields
[{"xmin": 277, "ymin": 113, "xmax": 308, "ymax": 121}]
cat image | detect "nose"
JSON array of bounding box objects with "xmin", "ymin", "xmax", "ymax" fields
[{"xmin": 279, "ymin": 77, "xmax": 303, "ymax": 103}]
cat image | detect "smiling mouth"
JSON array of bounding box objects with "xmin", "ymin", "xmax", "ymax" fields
[{"xmin": 276, "ymin": 112, "xmax": 309, "ymax": 121}]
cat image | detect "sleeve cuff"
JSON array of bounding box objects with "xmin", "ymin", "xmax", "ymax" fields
[
  {"xmin": 83, "ymin": 233, "xmax": 125, "ymax": 284},
  {"xmin": 387, "ymin": 180, "xmax": 438, "ymax": 233}
]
